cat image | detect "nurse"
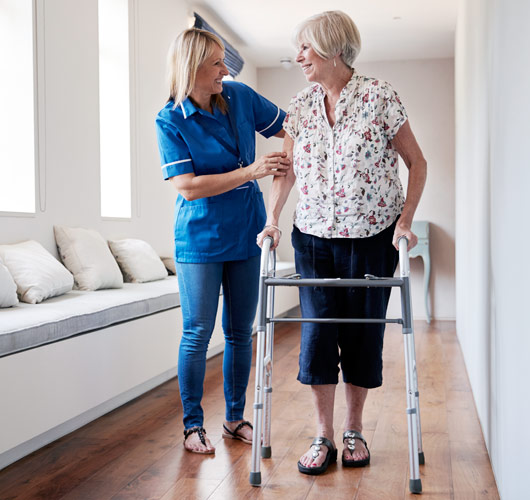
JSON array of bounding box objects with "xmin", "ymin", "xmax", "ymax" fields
[{"xmin": 155, "ymin": 28, "xmax": 288, "ymax": 455}]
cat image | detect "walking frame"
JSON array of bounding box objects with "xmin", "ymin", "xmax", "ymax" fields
[{"xmin": 249, "ymin": 236, "xmax": 425, "ymax": 494}]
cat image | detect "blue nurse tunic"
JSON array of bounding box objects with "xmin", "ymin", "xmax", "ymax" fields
[{"xmin": 156, "ymin": 81, "xmax": 285, "ymax": 263}]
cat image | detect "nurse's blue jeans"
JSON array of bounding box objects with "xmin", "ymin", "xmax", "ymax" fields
[{"xmin": 175, "ymin": 256, "xmax": 260, "ymax": 430}]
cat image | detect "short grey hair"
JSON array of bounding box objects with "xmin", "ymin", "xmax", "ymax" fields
[{"xmin": 294, "ymin": 11, "xmax": 361, "ymax": 68}]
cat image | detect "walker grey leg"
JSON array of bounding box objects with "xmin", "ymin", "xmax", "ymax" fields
[
  {"xmin": 250, "ymin": 322, "xmax": 265, "ymax": 486},
  {"xmin": 404, "ymin": 331, "xmax": 422, "ymax": 494},
  {"xmin": 250, "ymin": 240, "xmax": 273, "ymax": 487},
  {"xmin": 399, "ymin": 238, "xmax": 423, "ymax": 494},
  {"xmin": 411, "ymin": 328, "xmax": 425, "ymax": 465},
  {"xmin": 249, "ymin": 237, "xmax": 272, "ymax": 486},
  {"xmin": 261, "ymin": 318, "xmax": 273, "ymax": 459},
  {"xmin": 262, "ymin": 285, "xmax": 275, "ymax": 459}
]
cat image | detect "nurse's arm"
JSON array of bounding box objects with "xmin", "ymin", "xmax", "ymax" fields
[
  {"xmin": 169, "ymin": 151, "xmax": 290, "ymax": 201},
  {"xmin": 256, "ymin": 134, "xmax": 296, "ymax": 249},
  {"xmin": 274, "ymin": 129, "xmax": 286, "ymax": 138}
]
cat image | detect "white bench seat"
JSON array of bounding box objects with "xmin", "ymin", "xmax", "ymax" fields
[
  {"xmin": 0, "ymin": 277, "xmax": 180, "ymax": 358},
  {"xmin": 0, "ymin": 261, "xmax": 297, "ymax": 358}
]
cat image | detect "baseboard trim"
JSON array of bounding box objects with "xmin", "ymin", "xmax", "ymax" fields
[{"xmin": 0, "ymin": 367, "xmax": 178, "ymax": 471}]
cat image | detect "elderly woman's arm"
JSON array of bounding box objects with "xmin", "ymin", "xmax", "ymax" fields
[
  {"xmin": 256, "ymin": 134, "xmax": 296, "ymax": 249},
  {"xmin": 391, "ymin": 120, "xmax": 427, "ymax": 250}
]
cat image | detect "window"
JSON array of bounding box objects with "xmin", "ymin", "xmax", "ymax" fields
[
  {"xmin": 0, "ymin": 0, "xmax": 36, "ymax": 213},
  {"xmin": 98, "ymin": 0, "xmax": 131, "ymax": 218}
]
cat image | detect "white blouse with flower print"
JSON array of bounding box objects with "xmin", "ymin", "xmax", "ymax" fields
[{"xmin": 283, "ymin": 71, "xmax": 408, "ymax": 239}]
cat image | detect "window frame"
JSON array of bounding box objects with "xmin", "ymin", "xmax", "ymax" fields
[{"xmin": 0, "ymin": 0, "xmax": 45, "ymax": 218}]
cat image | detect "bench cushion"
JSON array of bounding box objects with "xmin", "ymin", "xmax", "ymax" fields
[
  {"xmin": 0, "ymin": 261, "xmax": 296, "ymax": 358},
  {"xmin": 0, "ymin": 277, "xmax": 179, "ymax": 357}
]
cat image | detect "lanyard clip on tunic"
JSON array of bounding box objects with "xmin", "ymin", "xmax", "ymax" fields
[{"xmin": 225, "ymin": 94, "xmax": 245, "ymax": 169}]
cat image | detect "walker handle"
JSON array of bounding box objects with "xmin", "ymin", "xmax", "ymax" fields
[
  {"xmin": 262, "ymin": 235, "xmax": 273, "ymax": 249},
  {"xmin": 260, "ymin": 236, "xmax": 275, "ymax": 277},
  {"xmin": 398, "ymin": 236, "xmax": 410, "ymax": 278}
]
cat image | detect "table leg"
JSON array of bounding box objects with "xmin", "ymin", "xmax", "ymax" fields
[{"xmin": 423, "ymin": 254, "xmax": 431, "ymax": 323}]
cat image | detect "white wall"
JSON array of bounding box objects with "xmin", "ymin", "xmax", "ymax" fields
[
  {"xmin": 456, "ymin": 1, "xmax": 530, "ymax": 498},
  {"xmin": 257, "ymin": 58, "xmax": 456, "ymax": 321},
  {"xmin": 455, "ymin": 0, "xmax": 492, "ymax": 449}
]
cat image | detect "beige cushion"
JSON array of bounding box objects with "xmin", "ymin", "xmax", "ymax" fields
[
  {"xmin": 161, "ymin": 256, "xmax": 176, "ymax": 275},
  {"xmin": 108, "ymin": 239, "xmax": 168, "ymax": 283},
  {"xmin": 0, "ymin": 241, "xmax": 73, "ymax": 304},
  {"xmin": 54, "ymin": 226, "xmax": 123, "ymax": 291},
  {"xmin": 0, "ymin": 257, "xmax": 19, "ymax": 307}
]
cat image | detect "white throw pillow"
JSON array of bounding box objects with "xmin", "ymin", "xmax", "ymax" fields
[
  {"xmin": 160, "ymin": 256, "xmax": 176, "ymax": 275},
  {"xmin": 54, "ymin": 226, "xmax": 123, "ymax": 291},
  {"xmin": 0, "ymin": 257, "xmax": 19, "ymax": 307},
  {"xmin": 0, "ymin": 240, "xmax": 74, "ymax": 304},
  {"xmin": 108, "ymin": 239, "xmax": 168, "ymax": 283}
]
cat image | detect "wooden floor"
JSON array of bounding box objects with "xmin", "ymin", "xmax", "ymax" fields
[{"xmin": 0, "ymin": 320, "xmax": 499, "ymax": 500}]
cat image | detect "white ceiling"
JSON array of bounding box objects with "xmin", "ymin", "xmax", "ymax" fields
[{"xmin": 193, "ymin": 0, "xmax": 459, "ymax": 68}]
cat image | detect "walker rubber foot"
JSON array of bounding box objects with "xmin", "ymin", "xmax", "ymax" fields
[
  {"xmin": 249, "ymin": 472, "xmax": 262, "ymax": 486},
  {"xmin": 261, "ymin": 446, "xmax": 272, "ymax": 458},
  {"xmin": 409, "ymin": 478, "xmax": 422, "ymax": 494},
  {"xmin": 419, "ymin": 451, "xmax": 425, "ymax": 465}
]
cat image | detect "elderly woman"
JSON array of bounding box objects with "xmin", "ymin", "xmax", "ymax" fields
[
  {"xmin": 156, "ymin": 28, "xmax": 289, "ymax": 455},
  {"xmin": 258, "ymin": 11, "xmax": 426, "ymax": 474}
]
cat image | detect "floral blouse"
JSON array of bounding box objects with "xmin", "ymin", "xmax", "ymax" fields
[{"xmin": 283, "ymin": 71, "xmax": 407, "ymax": 239}]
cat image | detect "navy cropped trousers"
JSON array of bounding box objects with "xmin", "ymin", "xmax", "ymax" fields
[{"xmin": 291, "ymin": 221, "xmax": 399, "ymax": 388}]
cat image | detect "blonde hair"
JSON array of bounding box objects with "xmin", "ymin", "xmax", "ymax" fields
[
  {"xmin": 167, "ymin": 28, "xmax": 227, "ymax": 112},
  {"xmin": 294, "ymin": 11, "xmax": 361, "ymax": 68}
]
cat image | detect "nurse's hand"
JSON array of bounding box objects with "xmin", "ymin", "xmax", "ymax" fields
[
  {"xmin": 257, "ymin": 224, "xmax": 282, "ymax": 250},
  {"xmin": 250, "ymin": 152, "xmax": 290, "ymax": 180}
]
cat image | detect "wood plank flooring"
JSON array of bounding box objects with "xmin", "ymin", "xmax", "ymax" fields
[{"xmin": 0, "ymin": 320, "xmax": 499, "ymax": 499}]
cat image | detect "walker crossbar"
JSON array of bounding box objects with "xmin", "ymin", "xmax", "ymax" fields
[
  {"xmin": 250, "ymin": 236, "xmax": 424, "ymax": 494},
  {"xmin": 265, "ymin": 277, "xmax": 404, "ymax": 287},
  {"xmin": 270, "ymin": 318, "xmax": 403, "ymax": 324}
]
